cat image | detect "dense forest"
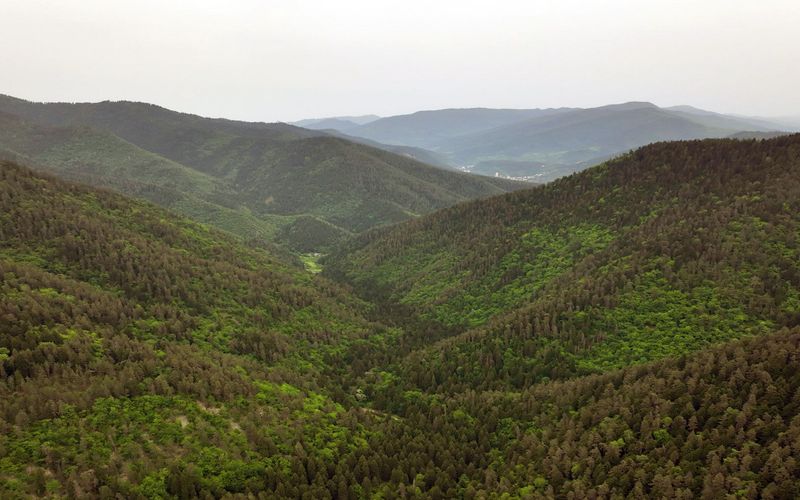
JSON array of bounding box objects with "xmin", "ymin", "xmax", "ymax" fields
[
  {"xmin": 0, "ymin": 95, "xmax": 525, "ymax": 253},
  {"xmin": 2, "ymin": 134, "xmax": 800, "ymax": 498},
  {"xmin": 328, "ymin": 136, "xmax": 800, "ymax": 390}
]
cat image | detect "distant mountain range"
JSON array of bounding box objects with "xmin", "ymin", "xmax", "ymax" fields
[
  {"xmin": 327, "ymin": 108, "xmax": 570, "ymax": 149},
  {"xmin": 0, "ymin": 94, "xmax": 525, "ymax": 252},
  {"xmin": 295, "ymin": 103, "xmax": 797, "ymax": 181},
  {"xmin": 292, "ymin": 115, "xmax": 380, "ymax": 130}
]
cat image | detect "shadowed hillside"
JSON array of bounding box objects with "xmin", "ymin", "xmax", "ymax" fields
[{"xmin": 0, "ymin": 95, "xmax": 526, "ymax": 251}]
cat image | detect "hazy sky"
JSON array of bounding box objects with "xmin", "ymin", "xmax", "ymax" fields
[{"xmin": 4, "ymin": 0, "xmax": 799, "ymax": 122}]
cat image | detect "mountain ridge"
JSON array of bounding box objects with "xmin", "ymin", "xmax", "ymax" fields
[
  {"xmin": 305, "ymin": 101, "xmax": 791, "ymax": 181},
  {"xmin": 0, "ymin": 94, "xmax": 527, "ymax": 251}
]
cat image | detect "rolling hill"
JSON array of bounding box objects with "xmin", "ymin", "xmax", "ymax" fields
[
  {"xmin": 343, "ymin": 107, "xmax": 573, "ymax": 149},
  {"xmin": 440, "ymin": 102, "xmax": 780, "ymax": 166},
  {"xmin": 327, "ymin": 135, "xmax": 800, "ymax": 392},
  {"xmin": 4, "ymin": 132, "xmax": 800, "ymax": 497},
  {"xmin": 322, "ymin": 129, "xmax": 455, "ymax": 169},
  {"xmin": 0, "ymin": 159, "xmax": 406, "ymax": 497},
  {"xmin": 0, "ymin": 95, "xmax": 526, "ymax": 251},
  {"xmin": 330, "ymin": 102, "xmax": 789, "ymax": 181}
]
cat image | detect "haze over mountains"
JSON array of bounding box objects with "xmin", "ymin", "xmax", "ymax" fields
[
  {"xmin": 292, "ymin": 115, "xmax": 381, "ymax": 131},
  {"xmin": 0, "ymin": 94, "xmax": 525, "ymax": 252},
  {"xmin": 298, "ymin": 102, "xmax": 796, "ymax": 181},
  {"xmin": 4, "ymin": 0, "xmax": 800, "ymax": 495}
]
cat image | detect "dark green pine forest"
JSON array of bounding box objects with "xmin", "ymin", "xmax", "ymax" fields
[{"xmin": 1, "ymin": 133, "xmax": 800, "ymax": 498}]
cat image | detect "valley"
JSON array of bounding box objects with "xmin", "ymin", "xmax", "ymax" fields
[
  {"xmin": 5, "ymin": 1, "xmax": 800, "ymax": 496},
  {"xmin": 1, "ymin": 132, "xmax": 799, "ymax": 497}
]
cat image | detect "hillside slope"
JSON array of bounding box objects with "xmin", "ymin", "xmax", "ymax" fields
[
  {"xmin": 0, "ymin": 111, "xmax": 308, "ymax": 247},
  {"xmin": 0, "ymin": 160, "xmax": 404, "ymax": 497},
  {"xmin": 345, "ymin": 107, "xmax": 572, "ymax": 149},
  {"xmin": 3, "ymin": 152, "xmax": 800, "ymax": 497},
  {"xmin": 340, "ymin": 102, "xmax": 787, "ymax": 181},
  {"xmin": 323, "ymin": 129, "xmax": 456, "ymax": 169},
  {"xmin": 0, "ymin": 95, "xmax": 526, "ymax": 250},
  {"xmin": 404, "ymin": 327, "xmax": 800, "ymax": 498},
  {"xmin": 441, "ymin": 102, "xmax": 766, "ymax": 165},
  {"xmin": 327, "ymin": 135, "xmax": 800, "ymax": 391},
  {"xmin": 0, "ymin": 160, "xmax": 391, "ymax": 379}
]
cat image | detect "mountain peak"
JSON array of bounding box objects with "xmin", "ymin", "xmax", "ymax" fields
[{"xmin": 597, "ymin": 101, "xmax": 659, "ymax": 111}]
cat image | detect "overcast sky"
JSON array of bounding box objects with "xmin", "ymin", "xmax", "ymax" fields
[{"xmin": 4, "ymin": 0, "xmax": 799, "ymax": 122}]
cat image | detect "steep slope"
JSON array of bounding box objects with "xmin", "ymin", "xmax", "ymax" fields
[
  {"xmin": 388, "ymin": 327, "xmax": 800, "ymax": 498},
  {"xmin": 3, "ymin": 153, "xmax": 800, "ymax": 498},
  {"xmin": 345, "ymin": 107, "xmax": 572, "ymax": 149},
  {"xmin": 0, "ymin": 95, "xmax": 526, "ymax": 249},
  {"xmin": 327, "ymin": 135, "xmax": 800, "ymax": 391},
  {"xmin": 0, "ymin": 160, "xmax": 392, "ymax": 380},
  {"xmin": 177, "ymin": 132, "xmax": 522, "ymax": 232},
  {"xmin": 0, "ymin": 160, "xmax": 401, "ymax": 497},
  {"xmin": 0, "ymin": 111, "xmax": 308, "ymax": 246},
  {"xmin": 323, "ymin": 129, "xmax": 456, "ymax": 169},
  {"xmin": 0, "ymin": 111, "xmax": 227, "ymax": 199}
]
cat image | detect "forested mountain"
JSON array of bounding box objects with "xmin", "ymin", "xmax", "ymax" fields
[
  {"xmin": 343, "ymin": 108, "xmax": 572, "ymax": 149},
  {"xmin": 333, "ymin": 103, "xmax": 788, "ymax": 181},
  {"xmin": 440, "ymin": 102, "xmax": 779, "ymax": 166},
  {"xmin": 0, "ymin": 111, "xmax": 304, "ymax": 248},
  {"xmin": 663, "ymin": 105, "xmax": 794, "ymax": 132},
  {"xmin": 409, "ymin": 327, "xmax": 800, "ymax": 498},
  {"xmin": 3, "ymin": 134, "xmax": 800, "ymax": 498},
  {"xmin": 0, "ymin": 159, "xmax": 397, "ymax": 390},
  {"xmin": 0, "ymin": 95, "xmax": 525, "ymax": 251},
  {"xmin": 328, "ymin": 135, "xmax": 800, "ymax": 390},
  {"xmin": 322, "ymin": 129, "xmax": 455, "ymax": 170},
  {"xmin": 0, "ymin": 160, "xmax": 470, "ymax": 497}
]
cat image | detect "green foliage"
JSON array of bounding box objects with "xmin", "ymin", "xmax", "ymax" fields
[
  {"xmin": 3, "ymin": 134, "xmax": 800, "ymax": 498},
  {"xmin": 577, "ymin": 268, "xmax": 774, "ymax": 370},
  {"xmin": 337, "ymin": 223, "xmax": 613, "ymax": 328},
  {"xmin": 299, "ymin": 252, "xmax": 324, "ymax": 274},
  {"xmin": 0, "ymin": 160, "xmax": 400, "ymax": 497},
  {"xmin": 0, "ymin": 96, "xmax": 525, "ymax": 252},
  {"xmin": 332, "ymin": 135, "xmax": 800, "ymax": 394}
]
